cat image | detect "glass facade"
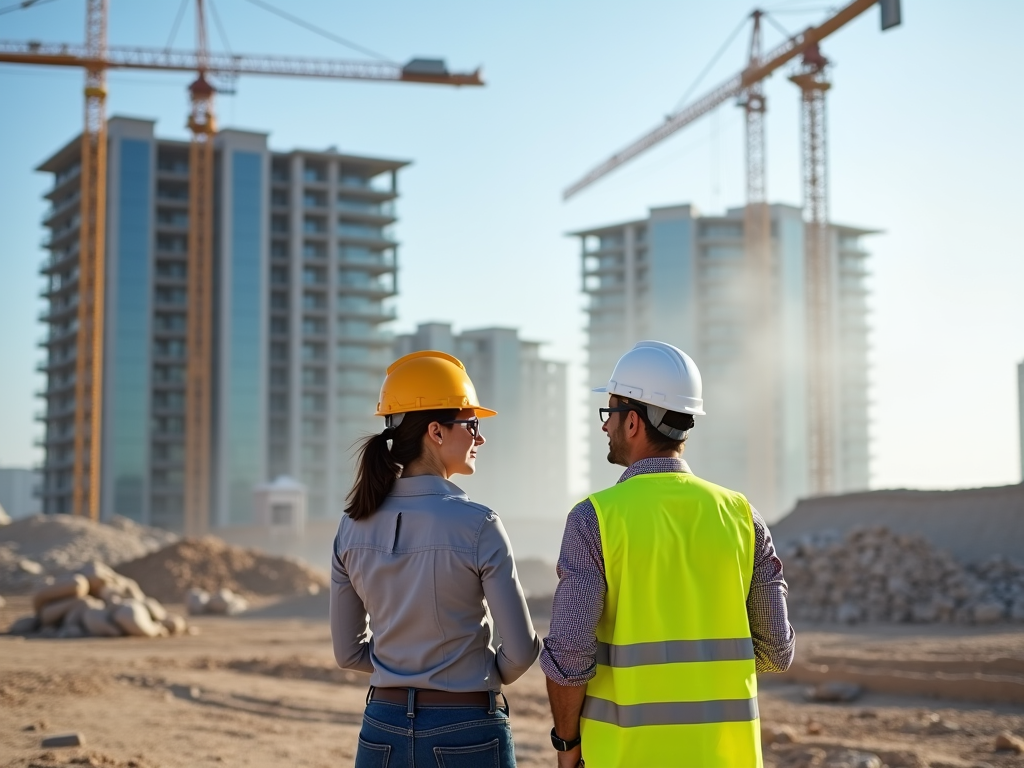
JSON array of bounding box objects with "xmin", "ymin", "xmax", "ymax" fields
[
  {"xmin": 110, "ymin": 138, "xmax": 152, "ymax": 520},
  {"xmin": 226, "ymin": 151, "xmax": 264, "ymax": 523}
]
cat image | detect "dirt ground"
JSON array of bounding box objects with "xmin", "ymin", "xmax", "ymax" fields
[{"xmin": 2, "ymin": 594, "xmax": 1022, "ymax": 768}]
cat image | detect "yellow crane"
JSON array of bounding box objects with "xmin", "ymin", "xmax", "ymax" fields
[
  {"xmin": 564, "ymin": 0, "xmax": 900, "ymax": 500},
  {"xmin": 1, "ymin": 0, "xmax": 483, "ymax": 528}
]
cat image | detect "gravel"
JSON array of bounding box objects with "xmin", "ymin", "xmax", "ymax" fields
[{"xmin": 782, "ymin": 526, "xmax": 1024, "ymax": 624}]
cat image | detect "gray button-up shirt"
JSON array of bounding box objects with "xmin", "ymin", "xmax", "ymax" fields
[{"xmin": 331, "ymin": 474, "xmax": 541, "ymax": 691}]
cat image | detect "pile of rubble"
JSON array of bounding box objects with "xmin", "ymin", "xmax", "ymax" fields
[
  {"xmin": 8, "ymin": 561, "xmax": 189, "ymax": 639},
  {"xmin": 781, "ymin": 526, "xmax": 1024, "ymax": 624},
  {"xmin": 0, "ymin": 514, "xmax": 176, "ymax": 595},
  {"xmin": 115, "ymin": 537, "xmax": 327, "ymax": 604}
]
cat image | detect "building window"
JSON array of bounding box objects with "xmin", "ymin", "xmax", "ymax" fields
[
  {"xmin": 271, "ymin": 240, "xmax": 288, "ymax": 259},
  {"xmin": 271, "ymin": 317, "xmax": 288, "ymax": 335},
  {"xmin": 303, "ymin": 190, "xmax": 326, "ymax": 208},
  {"xmin": 303, "ymin": 162, "xmax": 327, "ymax": 183},
  {"xmin": 302, "ymin": 342, "xmax": 325, "ymax": 361},
  {"xmin": 155, "ymin": 313, "xmax": 186, "ymax": 332},
  {"xmin": 271, "ymin": 215, "xmax": 289, "ymax": 234},
  {"xmin": 302, "ymin": 367, "xmax": 326, "ymax": 386},
  {"xmin": 303, "ymin": 241, "xmax": 326, "ymax": 260},
  {"xmin": 302, "ymin": 317, "xmax": 326, "ymax": 336},
  {"xmin": 302, "ymin": 393, "xmax": 326, "ymax": 412},
  {"xmin": 271, "ymin": 266, "xmax": 289, "ymax": 285},
  {"xmin": 303, "ymin": 216, "xmax": 326, "ymax": 234},
  {"xmin": 156, "ymin": 261, "xmax": 187, "ymax": 280},
  {"xmin": 156, "ymin": 234, "xmax": 187, "ymax": 253},
  {"xmin": 271, "ymin": 342, "xmax": 288, "ymax": 362},
  {"xmin": 303, "ymin": 291, "xmax": 326, "ymax": 310},
  {"xmin": 155, "ymin": 286, "xmax": 188, "ymax": 305},
  {"xmin": 271, "ymin": 292, "xmax": 288, "ymax": 310},
  {"xmin": 271, "ymin": 188, "xmax": 288, "ymax": 207},
  {"xmin": 303, "ymin": 267, "xmax": 326, "ymax": 286}
]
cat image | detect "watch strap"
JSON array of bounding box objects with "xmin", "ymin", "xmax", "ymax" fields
[{"xmin": 550, "ymin": 727, "xmax": 582, "ymax": 751}]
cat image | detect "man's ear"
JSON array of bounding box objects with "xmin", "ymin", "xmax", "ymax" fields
[{"xmin": 627, "ymin": 410, "xmax": 641, "ymax": 439}]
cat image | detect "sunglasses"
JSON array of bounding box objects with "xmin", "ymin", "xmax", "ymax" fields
[{"xmin": 442, "ymin": 417, "xmax": 481, "ymax": 438}]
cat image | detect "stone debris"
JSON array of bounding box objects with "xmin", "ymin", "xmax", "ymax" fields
[
  {"xmin": 781, "ymin": 526, "xmax": 1024, "ymax": 624},
  {"xmin": 803, "ymin": 681, "xmax": 863, "ymax": 702},
  {"xmin": 115, "ymin": 537, "xmax": 327, "ymax": 604},
  {"xmin": 40, "ymin": 733, "xmax": 85, "ymax": 748},
  {"xmin": 184, "ymin": 586, "xmax": 249, "ymax": 616},
  {"xmin": 762, "ymin": 724, "xmax": 798, "ymax": 745},
  {"xmin": 6, "ymin": 560, "xmax": 187, "ymax": 640},
  {"xmin": 994, "ymin": 730, "xmax": 1024, "ymax": 753}
]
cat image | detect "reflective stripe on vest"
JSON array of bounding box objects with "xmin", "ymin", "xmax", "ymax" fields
[
  {"xmin": 579, "ymin": 472, "xmax": 762, "ymax": 768},
  {"xmin": 596, "ymin": 637, "xmax": 755, "ymax": 667},
  {"xmin": 582, "ymin": 696, "xmax": 759, "ymax": 727}
]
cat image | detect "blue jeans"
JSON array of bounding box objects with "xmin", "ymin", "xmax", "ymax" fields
[{"xmin": 354, "ymin": 695, "xmax": 517, "ymax": 768}]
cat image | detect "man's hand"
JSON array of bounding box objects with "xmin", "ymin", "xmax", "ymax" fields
[
  {"xmin": 556, "ymin": 745, "xmax": 583, "ymax": 768},
  {"xmin": 547, "ymin": 676, "xmax": 587, "ymax": 768}
]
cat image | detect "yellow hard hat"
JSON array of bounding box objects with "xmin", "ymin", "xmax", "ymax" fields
[{"xmin": 375, "ymin": 350, "xmax": 497, "ymax": 418}]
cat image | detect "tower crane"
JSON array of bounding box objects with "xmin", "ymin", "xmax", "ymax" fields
[
  {"xmin": 1, "ymin": 0, "xmax": 483, "ymax": 528},
  {"xmin": 563, "ymin": 0, "xmax": 899, "ymax": 502}
]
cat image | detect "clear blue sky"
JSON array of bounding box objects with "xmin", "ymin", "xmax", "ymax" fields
[{"xmin": 1, "ymin": 0, "xmax": 1022, "ymax": 495}]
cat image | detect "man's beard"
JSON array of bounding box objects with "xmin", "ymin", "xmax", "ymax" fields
[{"xmin": 606, "ymin": 422, "xmax": 628, "ymax": 467}]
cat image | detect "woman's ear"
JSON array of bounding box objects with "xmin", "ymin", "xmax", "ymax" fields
[{"xmin": 427, "ymin": 421, "xmax": 444, "ymax": 446}]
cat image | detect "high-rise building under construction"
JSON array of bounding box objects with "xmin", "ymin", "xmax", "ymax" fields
[
  {"xmin": 37, "ymin": 116, "xmax": 404, "ymax": 530},
  {"xmin": 574, "ymin": 203, "xmax": 873, "ymax": 519}
]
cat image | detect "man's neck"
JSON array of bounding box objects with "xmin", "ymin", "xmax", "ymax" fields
[{"xmin": 622, "ymin": 449, "xmax": 683, "ymax": 467}]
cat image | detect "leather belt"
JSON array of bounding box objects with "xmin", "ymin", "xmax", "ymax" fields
[{"xmin": 369, "ymin": 687, "xmax": 493, "ymax": 708}]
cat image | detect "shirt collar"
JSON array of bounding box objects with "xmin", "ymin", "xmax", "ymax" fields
[
  {"xmin": 617, "ymin": 456, "xmax": 691, "ymax": 484},
  {"xmin": 390, "ymin": 474, "xmax": 468, "ymax": 499}
]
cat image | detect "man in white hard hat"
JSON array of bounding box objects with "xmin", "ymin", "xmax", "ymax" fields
[{"xmin": 542, "ymin": 340, "xmax": 795, "ymax": 768}]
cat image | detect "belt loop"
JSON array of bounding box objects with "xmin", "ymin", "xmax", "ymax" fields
[
  {"xmin": 499, "ymin": 691, "xmax": 510, "ymax": 716},
  {"xmin": 406, "ymin": 688, "xmax": 416, "ymax": 719},
  {"xmin": 487, "ymin": 689, "xmax": 496, "ymax": 715},
  {"xmin": 366, "ymin": 685, "xmax": 375, "ymax": 707}
]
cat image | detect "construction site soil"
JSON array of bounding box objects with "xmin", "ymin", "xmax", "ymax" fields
[{"xmin": 2, "ymin": 594, "xmax": 1023, "ymax": 768}]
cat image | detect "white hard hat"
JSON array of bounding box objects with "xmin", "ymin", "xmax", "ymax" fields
[{"xmin": 594, "ymin": 340, "xmax": 705, "ymax": 438}]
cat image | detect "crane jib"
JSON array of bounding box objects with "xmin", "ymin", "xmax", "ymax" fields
[{"xmin": 563, "ymin": 0, "xmax": 897, "ymax": 199}]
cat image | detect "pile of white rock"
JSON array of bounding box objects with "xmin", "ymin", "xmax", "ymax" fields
[
  {"xmin": 8, "ymin": 561, "xmax": 189, "ymax": 638},
  {"xmin": 184, "ymin": 586, "xmax": 249, "ymax": 617},
  {"xmin": 781, "ymin": 526, "xmax": 1024, "ymax": 625}
]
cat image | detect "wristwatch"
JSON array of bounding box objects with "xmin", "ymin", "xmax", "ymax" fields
[{"xmin": 550, "ymin": 727, "xmax": 582, "ymax": 751}]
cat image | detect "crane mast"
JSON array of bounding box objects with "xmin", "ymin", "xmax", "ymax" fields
[
  {"xmin": 71, "ymin": 0, "xmax": 108, "ymax": 520},
  {"xmin": 184, "ymin": 0, "xmax": 216, "ymax": 536},
  {"xmin": 741, "ymin": 11, "xmax": 776, "ymax": 520},
  {"xmin": 791, "ymin": 46, "xmax": 834, "ymax": 495}
]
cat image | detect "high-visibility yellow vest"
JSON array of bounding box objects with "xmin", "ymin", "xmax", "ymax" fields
[{"xmin": 580, "ymin": 472, "xmax": 762, "ymax": 768}]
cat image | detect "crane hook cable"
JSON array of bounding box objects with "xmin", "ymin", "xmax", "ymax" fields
[{"xmin": 239, "ymin": 0, "xmax": 395, "ymax": 64}]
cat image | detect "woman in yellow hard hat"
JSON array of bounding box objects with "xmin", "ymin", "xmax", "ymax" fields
[{"xmin": 330, "ymin": 350, "xmax": 540, "ymax": 768}]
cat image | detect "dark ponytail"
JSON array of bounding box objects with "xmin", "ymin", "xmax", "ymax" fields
[{"xmin": 344, "ymin": 409, "xmax": 459, "ymax": 521}]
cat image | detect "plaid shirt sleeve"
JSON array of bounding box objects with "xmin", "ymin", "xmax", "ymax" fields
[
  {"xmin": 540, "ymin": 460, "xmax": 795, "ymax": 684},
  {"xmin": 539, "ymin": 497, "xmax": 605, "ymax": 685}
]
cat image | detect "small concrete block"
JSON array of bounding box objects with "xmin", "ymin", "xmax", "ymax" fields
[
  {"xmin": 33, "ymin": 575, "xmax": 89, "ymax": 613},
  {"xmin": 7, "ymin": 615, "xmax": 40, "ymax": 635},
  {"xmin": 39, "ymin": 596, "xmax": 80, "ymax": 627},
  {"xmin": 995, "ymin": 731, "xmax": 1024, "ymax": 753},
  {"xmin": 41, "ymin": 732, "xmax": 85, "ymax": 748}
]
